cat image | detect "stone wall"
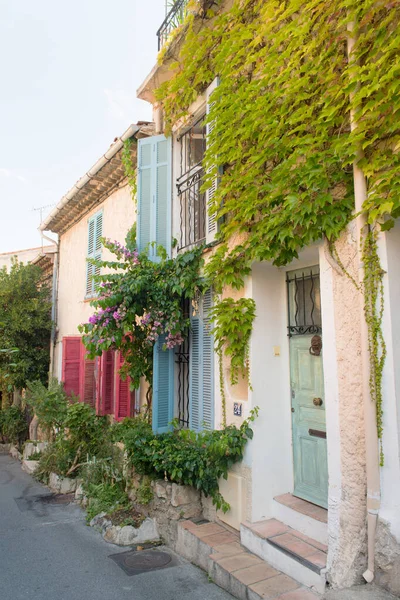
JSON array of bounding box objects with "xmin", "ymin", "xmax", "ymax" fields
[{"xmin": 127, "ymin": 475, "xmax": 204, "ymax": 547}]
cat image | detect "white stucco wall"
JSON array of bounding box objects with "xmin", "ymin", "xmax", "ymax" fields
[{"xmin": 53, "ymin": 183, "xmax": 135, "ymax": 377}]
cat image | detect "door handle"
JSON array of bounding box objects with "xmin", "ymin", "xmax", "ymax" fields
[{"xmin": 313, "ymin": 397, "xmax": 323, "ymax": 406}]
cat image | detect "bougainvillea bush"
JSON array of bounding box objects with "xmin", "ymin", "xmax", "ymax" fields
[{"xmin": 79, "ymin": 239, "xmax": 206, "ymax": 392}]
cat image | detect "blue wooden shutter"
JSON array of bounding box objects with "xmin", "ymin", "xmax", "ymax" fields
[
  {"xmin": 155, "ymin": 137, "xmax": 172, "ymax": 257},
  {"xmin": 137, "ymin": 137, "xmax": 152, "ymax": 253},
  {"xmin": 152, "ymin": 334, "xmax": 174, "ymax": 434},
  {"xmin": 86, "ymin": 211, "xmax": 102, "ymax": 297},
  {"xmin": 137, "ymin": 135, "xmax": 171, "ymax": 259},
  {"xmin": 206, "ymin": 78, "xmax": 220, "ymax": 245},
  {"xmin": 202, "ymin": 288, "xmax": 214, "ymax": 429},
  {"xmin": 189, "ymin": 290, "xmax": 214, "ymax": 431}
]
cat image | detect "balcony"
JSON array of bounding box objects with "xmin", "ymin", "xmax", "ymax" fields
[{"xmin": 157, "ymin": 0, "xmax": 189, "ymax": 50}]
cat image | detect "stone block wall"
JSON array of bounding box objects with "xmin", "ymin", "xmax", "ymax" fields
[{"xmin": 128, "ymin": 476, "xmax": 204, "ymax": 547}]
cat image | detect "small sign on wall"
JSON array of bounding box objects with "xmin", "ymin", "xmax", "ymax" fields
[{"xmin": 233, "ymin": 402, "xmax": 242, "ymax": 417}]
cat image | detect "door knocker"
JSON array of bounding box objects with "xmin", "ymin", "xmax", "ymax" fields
[{"xmin": 309, "ymin": 335, "xmax": 322, "ymax": 356}]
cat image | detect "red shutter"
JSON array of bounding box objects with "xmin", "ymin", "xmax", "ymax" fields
[
  {"xmin": 100, "ymin": 350, "xmax": 115, "ymax": 415},
  {"xmin": 62, "ymin": 337, "xmax": 81, "ymax": 397},
  {"xmin": 95, "ymin": 355, "xmax": 102, "ymax": 414},
  {"xmin": 79, "ymin": 342, "xmax": 96, "ymax": 407},
  {"xmin": 115, "ymin": 352, "xmax": 134, "ymax": 421}
]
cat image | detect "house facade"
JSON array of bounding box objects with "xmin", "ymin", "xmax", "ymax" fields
[
  {"xmin": 134, "ymin": 0, "xmax": 400, "ymax": 596},
  {"xmin": 40, "ymin": 122, "xmax": 153, "ymax": 422}
]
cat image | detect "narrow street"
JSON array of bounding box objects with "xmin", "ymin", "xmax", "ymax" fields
[{"xmin": 0, "ymin": 454, "xmax": 234, "ymax": 600}]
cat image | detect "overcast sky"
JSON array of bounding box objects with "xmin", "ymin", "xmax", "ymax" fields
[{"xmin": 0, "ymin": 0, "xmax": 165, "ymax": 252}]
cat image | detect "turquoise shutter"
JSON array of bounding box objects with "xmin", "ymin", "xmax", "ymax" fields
[
  {"xmin": 155, "ymin": 137, "xmax": 171, "ymax": 257},
  {"xmin": 152, "ymin": 334, "xmax": 175, "ymax": 434},
  {"xmin": 137, "ymin": 135, "xmax": 171, "ymax": 259},
  {"xmin": 137, "ymin": 137, "xmax": 152, "ymax": 253},
  {"xmin": 86, "ymin": 211, "xmax": 103, "ymax": 297},
  {"xmin": 189, "ymin": 290, "xmax": 214, "ymax": 431},
  {"xmin": 206, "ymin": 77, "xmax": 220, "ymax": 245},
  {"xmin": 202, "ymin": 289, "xmax": 214, "ymax": 429}
]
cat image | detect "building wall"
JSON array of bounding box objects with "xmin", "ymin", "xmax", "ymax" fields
[
  {"xmin": 53, "ymin": 183, "xmax": 135, "ymax": 378},
  {"xmin": 375, "ymin": 223, "xmax": 400, "ymax": 596},
  {"xmin": 0, "ymin": 245, "xmax": 54, "ymax": 271}
]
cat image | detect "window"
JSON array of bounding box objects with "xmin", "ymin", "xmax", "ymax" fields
[
  {"xmin": 137, "ymin": 135, "xmax": 172, "ymax": 259},
  {"xmin": 177, "ymin": 77, "xmax": 220, "ymax": 251},
  {"xmin": 61, "ymin": 338, "xmax": 135, "ymax": 418},
  {"xmin": 177, "ymin": 116, "xmax": 207, "ymax": 250},
  {"xmin": 61, "ymin": 337, "xmax": 96, "ymax": 406},
  {"xmin": 86, "ymin": 211, "xmax": 103, "ymax": 297},
  {"xmin": 151, "ymin": 290, "xmax": 215, "ymax": 434}
]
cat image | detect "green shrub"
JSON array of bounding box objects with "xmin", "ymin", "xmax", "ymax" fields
[
  {"xmin": 34, "ymin": 438, "xmax": 78, "ymax": 482},
  {"xmin": 25, "ymin": 378, "xmax": 69, "ymax": 436},
  {"xmin": 85, "ymin": 483, "xmax": 129, "ymax": 523},
  {"xmin": 118, "ymin": 409, "xmax": 258, "ymax": 512},
  {"xmin": 34, "ymin": 403, "xmax": 113, "ymax": 483},
  {"xmin": 28, "ymin": 450, "xmax": 42, "ymax": 461},
  {"xmin": 0, "ymin": 405, "xmax": 29, "ymax": 446},
  {"xmin": 65, "ymin": 402, "xmax": 110, "ymax": 458}
]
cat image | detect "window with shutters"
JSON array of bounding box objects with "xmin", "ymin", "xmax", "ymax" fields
[
  {"xmin": 62, "ymin": 337, "xmax": 97, "ymax": 406},
  {"xmin": 86, "ymin": 211, "xmax": 103, "ymax": 298},
  {"xmin": 137, "ymin": 135, "xmax": 172, "ymax": 259},
  {"xmin": 152, "ymin": 292, "xmax": 215, "ymax": 434},
  {"xmin": 176, "ymin": 78, "xmax": 220, "ymax": 251}
]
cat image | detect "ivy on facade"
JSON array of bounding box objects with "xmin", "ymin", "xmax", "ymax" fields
[{"xmin": 154, "ymin": 0, "xmax": 399, "ymax": 448}]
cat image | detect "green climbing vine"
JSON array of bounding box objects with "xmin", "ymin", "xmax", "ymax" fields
[
  {"xmin": 210, "ymin": 298, "xmax": 256, "ymax": 426},
  {"xmin": 362, "ymin": 229, "xmax": 387, "ymax": 465},
  {"xmin": 154, "ymin": 0, "xmax": 400, "ymax": 443},
  {"xmin": 121, "ymin": 138, "xmax": 137, "ymax": 202}
]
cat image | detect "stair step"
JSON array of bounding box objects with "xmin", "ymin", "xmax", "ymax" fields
[
  {"xmin": 274, "ymin": 494, "xmax": 328, "ymax": 523},
  {"xmin": 267, "ymin": 532, "xmax": 327, "ymax": 574},
  {"xmin": 176, "ymin": 519, "xmax": 320, "ymax": 599},
  {"xmin": 240, "ymin": 519, "xmax": 327, "ymax": 594},
  {"xmin": 273, "ymin": 494, "xmax": 328, "ymax": 546}
]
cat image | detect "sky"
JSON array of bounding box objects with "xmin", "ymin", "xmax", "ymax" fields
[{"xmin": 0, "ymin": 0, "xmax": 166, "ymax": 252}]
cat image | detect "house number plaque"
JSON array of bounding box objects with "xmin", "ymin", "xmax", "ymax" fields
[{"xmin": 233, "ymin": 402, "xmax": 242, "ymax": 417}]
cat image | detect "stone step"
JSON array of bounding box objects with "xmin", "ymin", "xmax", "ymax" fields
[
  {"xmin": 273, "ymin": 494, "xmax": 328, "ymax": 546},
  {"xmin": 176, "ymin": 519, "xmax": 320, "ymax": 600},
  {"xmin": 241, "ymin": 519, "xmax": 327, "ymax": 595}
]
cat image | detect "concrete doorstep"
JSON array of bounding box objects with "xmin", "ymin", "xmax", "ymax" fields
[{"xmin": 176, "ymin": 520, "xmax": 319, "ymax": 600}]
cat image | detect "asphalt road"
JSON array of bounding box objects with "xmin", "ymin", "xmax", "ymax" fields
[{"xmin": 0, "ymin": 453, "xmax": 234, "ymax": 600}]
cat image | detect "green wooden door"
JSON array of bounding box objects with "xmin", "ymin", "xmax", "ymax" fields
[
  {"xmin": 290, "ymin": 334, "xmax": 328, "ymax": 508},
  {"xmin": 287, "ymin": 266, "xmax": 327, "ymax": 509}
]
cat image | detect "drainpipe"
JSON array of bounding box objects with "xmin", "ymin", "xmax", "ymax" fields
[
  {"xmin": 347, "ymin": 21, "xmax": 381, "ymax": 584},
  {"xmin": 40, "ymin": 232, "xmax": 59, "ymax": 381}
]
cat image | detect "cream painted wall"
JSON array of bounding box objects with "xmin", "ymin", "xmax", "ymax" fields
[
  {"xmin": 53, "ymin": 183, "xmax": 135, "ymax": 377},
  {"xmin": 379, "ymin": 224, "xmax": 400, "ymax": 539}
]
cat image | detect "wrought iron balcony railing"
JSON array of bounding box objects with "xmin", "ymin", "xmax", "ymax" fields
[
  {"xmin": 177, "ymin": 163, "xmax": 206, "ymax": 250},
  {"xmin": 157, "ymin": 0, "xmax": 189, "ymax": 50}
]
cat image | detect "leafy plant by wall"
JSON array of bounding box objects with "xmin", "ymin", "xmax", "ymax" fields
[{"xmin": 115, "ymin": 408, "xmax": 258, "ymax": 511}]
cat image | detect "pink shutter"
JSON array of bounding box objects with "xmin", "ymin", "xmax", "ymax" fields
[
  {"xmin": 62, "ymin": 337, "xmax": 81, "ymax": 397},
  {"xmin": 80, "ymin": 342, "xmax": 96, "ymax": 407},
  {"xmin": 100, "ymin": 349, "xmax": 115, "ymax": 415},
  {"xmin": 115, "ymin": 352, "xmax": 134, "ymax": 421}
]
